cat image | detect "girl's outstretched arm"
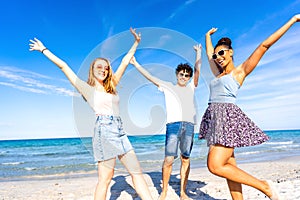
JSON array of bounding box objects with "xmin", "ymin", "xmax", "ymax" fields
[
  {"xmin": 237, "ymin": 14, "xmax": 300, "ymax": 83},
  {"xmin": 29, "ymin": 38, "xmax": 79, "ymax": 87},
  {"xmin": 29, "ymin": 38, "xmax": 93, "ymax": 99},
  {"xmin": 113, "ymin": 27, "xmax": 141, "ymax": 86},
  {"xmin": 193, "ymin": 44, "xmax": 202, "ymax": 87}
]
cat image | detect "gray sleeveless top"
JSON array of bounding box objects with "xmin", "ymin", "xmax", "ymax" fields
[{"xmin": 209, "ymin": 73, "xmax": 240, "ymax": 103}]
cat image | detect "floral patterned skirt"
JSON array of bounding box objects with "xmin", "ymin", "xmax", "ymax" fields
[{"xmin": 199, "ymin": 103, "xmax": 270, "ymax": 147}]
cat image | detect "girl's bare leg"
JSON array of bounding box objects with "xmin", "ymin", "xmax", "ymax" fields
[
  {"xmin": 207, "ymin": 145, "xmax": 273, "ymax": 199},
  {"xmin": 226, "ymin": 154, "xmax": 243, "ymax": 200},
  {"xmin": 119, "ymin": 150, "xmax": 153, "ymax": 200},
  {"xmin": 94, "ymin": 158, "xmax": 116, "ymax": 200}
]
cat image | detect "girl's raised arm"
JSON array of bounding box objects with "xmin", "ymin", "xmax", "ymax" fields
[
  {"xmin": 113, "ymin": 27, "xmax": 141, "ymax": 86},
  {"xmin": 238, "ymin": 14, "xmax": 300, "ymax": 82},
  {"xmin": 29, "ymin": 38, "xmax": 79, "ymax": 87},
  {"xmin": 29, "ymin": 38, "xmax": 93, "ymax": 99},
  {"xmin": 205, "ymin": 28, "xmax": 220, "ymax": 77}
]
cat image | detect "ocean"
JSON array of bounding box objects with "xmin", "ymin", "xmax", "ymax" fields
[{"xmin": 1, "ymin": 130, "xmax": 300, "ymax": 180}]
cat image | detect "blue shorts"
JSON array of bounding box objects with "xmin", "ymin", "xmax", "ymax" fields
[
  {"xmin": 92, "ymin": 115, "xmax": 133, "ymax": 161},
  {"xmin": 165, "ymin": 121, "xmax": 195, "ymax": 158}
]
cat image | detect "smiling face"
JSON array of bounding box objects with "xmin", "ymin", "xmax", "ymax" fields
[
  {"xmin": 213, "ymin": 45, "xmax": 233, "ymax": 70},
  {"xmin": 87, "ymin": 58, "xmax": 116, "ymax": 93},
  {"xmin": 176, "ymin": 69, "xmax": 191, "ymax": 86},
  {"xmin": 92, "ymin": 59, "xmax": 110, "ymax": 83}
]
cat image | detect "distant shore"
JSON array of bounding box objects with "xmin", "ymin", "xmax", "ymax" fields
[{"xmin": 1, "ymin": 156, "xmax": 300, "ymax": 200}]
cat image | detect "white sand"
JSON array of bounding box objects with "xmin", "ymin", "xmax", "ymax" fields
[{"xmin": 1, "ymin": 157, "xmax": 300, "ymax": 200}]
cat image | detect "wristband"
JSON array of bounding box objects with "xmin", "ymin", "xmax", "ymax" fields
[{"xmin": 41, "ymin": 48, "xmax": 48, "ymax": 53}]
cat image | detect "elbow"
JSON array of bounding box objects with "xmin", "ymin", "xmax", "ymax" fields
[
  {"xmin": 261, "ymin": 42, "xmax": 271, "ymax": 50},
  {"xmin": 60, "ymin": 62, "xmax": 69, "ymax": 70},
  {"xmin": 194, "ymin": 77, "xmax": 199, "ymax": 87}
]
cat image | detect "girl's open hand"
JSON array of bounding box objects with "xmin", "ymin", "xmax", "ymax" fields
[
  {"xmin": 206, "ymin": 27, "xmax": 218, "ymax": 36},
  {"xmin": 130, "ymin": 27, "xmax": 141, "ymax": 42},
  {"xmin": 29, "ymin": 38, "xmax": 46, "ymax": 52}
]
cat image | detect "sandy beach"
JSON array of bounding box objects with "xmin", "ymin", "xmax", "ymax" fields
[{"xmin": 1, "ymin": 156, "xmax": 299, "ymax": 200}]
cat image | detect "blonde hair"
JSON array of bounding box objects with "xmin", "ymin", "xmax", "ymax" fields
[{"xmin": 87, "ymin": 58, "xmax": 116, "ymax": 94}]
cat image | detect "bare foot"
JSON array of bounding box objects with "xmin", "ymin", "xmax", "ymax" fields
[
  {"xmin": 180, "ymin": 193, "xmax": 192, "ymax": 200},
  {"xmin": 158, "ymin": 191, "xmax": 167, "ymax": 200},
  {"xmin": 266, "ymin": 180, "xmax": 282, "ymax": 200}
]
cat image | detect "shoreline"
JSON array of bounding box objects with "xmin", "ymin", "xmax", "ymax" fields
[
  {"xmin": 1, "ymin": 156, "xmax": 300, "ymax": 199},
  {"xmin": 2, "ymin": 155, "xmax": 299, "ymax": 182}
]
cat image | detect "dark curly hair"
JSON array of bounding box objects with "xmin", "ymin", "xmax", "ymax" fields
[
  {"xmin": 214, "ymin": 37, "xmax": 232, "ymax": 50},
  {"xmin": 175, "ymin": 63, "xmax": 193, "ymax": 77}
]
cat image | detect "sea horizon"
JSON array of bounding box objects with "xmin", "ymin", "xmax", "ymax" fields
[{"xmin": 1, "ymin": 128, "xmax": 300, "ymax": 141}]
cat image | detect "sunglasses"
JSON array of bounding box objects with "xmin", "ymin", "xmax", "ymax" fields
[
  {"xmin": 212, "ymin": 49, "xmax": 229, "ymax": 59},
  {"xmin": 178, "ymin": 72, "xmax": 190, "ymax": 78},
  {"xmin": 95, "ymin": 65, "xmax": 110, "ymax": 71}
]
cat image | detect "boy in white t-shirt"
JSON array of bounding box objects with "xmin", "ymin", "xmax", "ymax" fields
[{"xmin": 130, "ymin": 44, "xmax": 201, "ymax": 200}]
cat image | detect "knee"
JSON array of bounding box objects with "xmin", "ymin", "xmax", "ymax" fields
[
  {"xmin": 180, "ymin": 155, "xmax": 190, "ymax": 165},
  {"xmin": 207, "ymin": 160, "xmax": 223, "ymax": 175},
  {"xmin": 163, "ymin": 156, "xmax": 174, "ymax": 167},
  {"xmin": 98, "ymin": 172, "xmax": 114, "ymax": 186},
  {"xmin": 128, "ymin": 166, "xmax": 142, "ymax": 176}
]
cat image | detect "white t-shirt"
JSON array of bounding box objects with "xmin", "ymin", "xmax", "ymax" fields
[
  {"xmin": 158, "ymin": 80, "xmax": 196, "ymax": 124},
  {"xmin": 74, "ymin": 78, "xmax": 120, "ymax": 116}
]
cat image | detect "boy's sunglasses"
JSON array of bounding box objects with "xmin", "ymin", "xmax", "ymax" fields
[
  {"xmin": 212, "ymin": 49, "xmax": 229, "ymax": 59},
  {"xmin": 178, "ymin": 72, "xmax": 190, "ymax": 78}
]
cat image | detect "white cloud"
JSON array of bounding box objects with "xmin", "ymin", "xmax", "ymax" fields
[
  {"xmin": 166, "ymin": 0, "xmax": 197, "ymax": 21},
  {"xmin": 0, "ymin": 82, "xmax": 48, "ymax": 94},
  {"xmin": 0, "ymin": 66, "xmax": 78, "ymax": 96}
]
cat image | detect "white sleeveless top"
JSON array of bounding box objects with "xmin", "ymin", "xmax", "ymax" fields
[{"xmin": 74, "ymin": 78, "xmax": 120, "ymax": 116}]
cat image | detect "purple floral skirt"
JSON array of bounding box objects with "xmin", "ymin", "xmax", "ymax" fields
[{"xmin": 199, "ymin": 103, "xmax": 270, "ymax": 147}]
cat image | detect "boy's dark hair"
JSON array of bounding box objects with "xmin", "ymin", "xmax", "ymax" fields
[{"xmin": 175, "ymin": 63, "xmax": 193, "ymax": 77}]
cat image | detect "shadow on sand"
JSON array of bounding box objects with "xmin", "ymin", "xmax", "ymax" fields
[{"xmin": 109, "ymin": 171, "xmax": 226, "ymax": 200}]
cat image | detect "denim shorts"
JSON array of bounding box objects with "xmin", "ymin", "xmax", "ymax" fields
[
  {"xmin": 92, "ymin": 115, "xmax": 133, "ymax": 161},
  {"xmin": 165, "ymin": 121, "xmax": 195, "ymax": 158}
]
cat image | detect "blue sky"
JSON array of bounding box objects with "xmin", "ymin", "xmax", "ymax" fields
[{"xmin": 1, "ymin": 0, "xmax": 300, "ymax": 140}]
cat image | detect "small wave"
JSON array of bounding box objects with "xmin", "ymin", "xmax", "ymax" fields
[
  {"xmin": 0, "ymin": 151, "xmax": 8, "ymax": 155},
  {"xmin": 272, "ymin": 144, "xmax": 300, "ymax": 149},
  {"xmin": 44, "ymin": 164, "xmax": 67, "ymax": 170},
  {"xmin": 139, "ymin": 159, "xmax": 164, "ymax": 164},
  {"xmin": 2, "ymin": 161, "xmax": 24, "ymax": 165},
  {"xmin": 237, "ymin": 151, "xmax": 261, "ymax": 155},
  {"xmin": 136, "ymin": 150, "xmax": 162, "ymax": 156},
  {"xmin": 25, "ymin": 167, "xmax": 37, "ymax": 171},
  {"xmin": 87, "ymin": 163, "xmax": 97, "ymax": 166},
  {"xmin": 267, "ymin": 141, "xmax": 293, "ymax": 145}
]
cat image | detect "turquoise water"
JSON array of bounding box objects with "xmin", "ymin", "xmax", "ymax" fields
[{"xmin": 0, "ymin": 130, "xmax": 299, "ymax": 179}]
